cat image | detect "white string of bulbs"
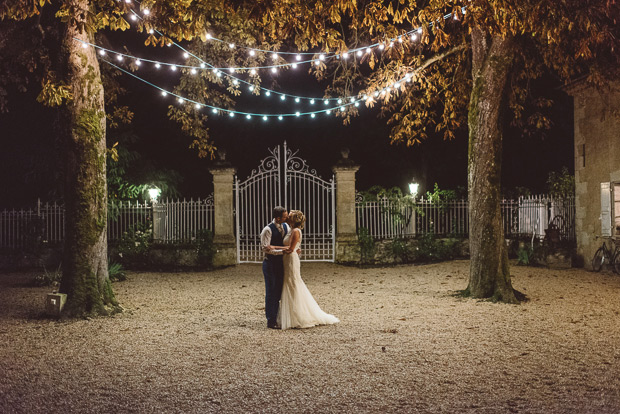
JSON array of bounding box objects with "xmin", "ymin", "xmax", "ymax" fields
[
  {"xmin": 100, "ymin": 0, "xmax": 466, "ymax": 104},
  {"xmin": 95, "ymin": 0, "xmax": 465, "ymax": 120},
  {"xmin": 100, "ymin": 55, "xmax": 418, "ymax": 120}
]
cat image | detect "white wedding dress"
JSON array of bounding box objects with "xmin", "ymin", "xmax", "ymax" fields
[{"xmin": 278, "ymin": 229, "xmax": 340, "ymax": 330}]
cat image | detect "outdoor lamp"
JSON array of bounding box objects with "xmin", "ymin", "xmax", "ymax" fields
[
  {"xmin": 409, "ymin": 182, "xmax": 419, "ymax": 197},
  {"xmin": 148, "ymin": 187, "xmax": 161, "ymax": 202}
]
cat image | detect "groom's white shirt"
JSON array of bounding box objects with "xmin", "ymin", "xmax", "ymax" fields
[{"xmin": 260, "ymin": 219, "xmax": 286, "ymax": 258}]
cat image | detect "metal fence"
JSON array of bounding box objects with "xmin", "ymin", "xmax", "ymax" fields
[
  {"xmin": 0, "ymin": 198, "xmax": 214, "ymax": 249},
  {"xmin": 356, "ymin": 195, "xmax": 575, "ymax": 241}
]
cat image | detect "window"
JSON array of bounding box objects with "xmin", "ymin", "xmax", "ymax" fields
[
  {"xmin": 615, "ymin": 183, "xmax": 620, "ymax": 236},
  {"xmin": 601, "ymin": 182, "xmax": 620, "ymax": 236}
]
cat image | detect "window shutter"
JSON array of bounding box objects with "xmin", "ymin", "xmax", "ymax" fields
[{"xmin": 601, "ymin": 182, "xmax": 612, "ymax": 236}]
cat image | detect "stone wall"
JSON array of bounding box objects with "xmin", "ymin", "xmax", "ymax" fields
[{"xmin": 568, "ymin": 81, "xmax": 620, "ymax": 266}]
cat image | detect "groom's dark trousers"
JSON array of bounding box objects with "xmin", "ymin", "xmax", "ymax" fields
[{"xmin": 263, "ymin": 222, "xmax": 287, "ymax": 324}]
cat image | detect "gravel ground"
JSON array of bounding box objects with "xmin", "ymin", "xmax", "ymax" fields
[{"xmin": 1, "ymin": 260, "xmax": 619, "ymax": 413}]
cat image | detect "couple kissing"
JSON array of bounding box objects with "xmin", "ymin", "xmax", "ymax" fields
[{"xmin": 260, "ymin": 206, "xmax": 339, "ymax": 330}]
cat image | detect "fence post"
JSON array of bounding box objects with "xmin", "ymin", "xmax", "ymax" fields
[
  {"xmin": 209, "ymin": 151, "xmax": 237, "ymax": 266},
  {"xmin": 332, "ymin": 149, "xmax": 360, "ymax": 263}
]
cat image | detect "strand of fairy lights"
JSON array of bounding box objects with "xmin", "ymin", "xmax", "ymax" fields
[
  {"xmin": 97, "ymin": 2, "xmax": 466, "ymax": 104},
  {"xmin": 123, "ymin": 0, "xmax": 465, "ymax": 67},
  {"xmin": 100, "ymin": 56, "xmax": 419, "ymax": 121}
]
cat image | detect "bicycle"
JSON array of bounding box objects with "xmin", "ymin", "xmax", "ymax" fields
[{"xmin": 591, "ymin": 237, "xmax": 620, "ymax": 273}]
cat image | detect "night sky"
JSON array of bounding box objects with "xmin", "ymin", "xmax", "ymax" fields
[{"xmin": 0, "ymin": 32, "xmax": 574, "ymax": 207}]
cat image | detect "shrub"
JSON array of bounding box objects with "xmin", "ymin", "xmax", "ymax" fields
[
  {"xmin": 386, "ymin": 237, "xmax": 413, "ymax": 263},
  {"xmin": 414, "ymin": 233, "xmax": 462, "ymax": 263},
  {"xmin": 116, "ymin": 222, "xmax": 152, "ymax": 267},
  {"xmin": 196, "ymin": 229, "xmax": 216, "ymax": 267},
  {"xmin": 357, "ymin": 227, "xmax": 376, "ymax": 264},
  {"xmin": 33, "ymin": 264, "xmax": 62, "ymax": 287},
  {"xmin": 108, "ymin": 261, "xmax": 127, "ymax": 281}
]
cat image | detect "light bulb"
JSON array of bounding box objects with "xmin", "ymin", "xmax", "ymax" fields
[
  {"xmin": 248, "ymin": 85, "xmax": 254, "ymax": 92},
  {"xmin": 340, "ymin": 106, "xmax": 345, "ymax": 112},
  {"xmin": 250, "ymin": 69, "xmax": 257, "ymax": 75},
  {"xmin": 229, "ymin": 67, "xmax": 235, "ymax": 73},
  {"xmin": 149, "ymin": 29, "xmax": 154, "ymax": 34},
  {"xmin": 357, "ymin": 50, "xmax": 363, "ymax": 57},
  {"xmin": 310, "ymin": 99, "xmax": 315, "ymax": 104},
  {"xmin": 315, "ymin": 59, "xmax": 320, "ymax": 66},
  {"xmin": 212, "ymin": 108, "xmax": 217, "ymax": 114},
  {"xmin": 319, "ymin": 54, "xmax": 325, "ymax": 60},
  {"xmin": 337, "ymin": 99, "xmax": 342, "ymax": 104},
  {"xmin": 249, "ymin": 50, "xmax": 255, "ymax": 56},
  {"xmin": 171, "ymin": 65, "xmax": 177, "ymax": 71},
  {"xmin": 229, "ymin": 112, "xmax": 234, "ymax": 117},
  {"xmin": 280, "ymin": 95, "xmax": 285, "ymax": 101},
  {"xmin": 130, "ymin": 14, "xmax": 137, "ymax": 21},
  {"xmin": 379, "ymin": 44, "xmax": 385, "ymax": 50},
  {"xmin": 136, "ymin": 59, "xmax": 141, "ymax": 66},
  {"xmin": 246, "ymin": 114, "xmax": 251, "ymax": 119},
  {"xmin": 366, "ymin": 47, "xmax": 371, "ymax": 54},
  {"xmin": 233, "ymin": 80, "xmax": 239, "ymax": 85},
  {"xmin": 324, "ymin": 99, "xmax": 329, "ymax": 105},
  {"xmin": 190, "ymin": 68, "xmax": 196, "ymax": 75},
  {"xmin": 195, "ymin": 103, "xmax": 200, "ymax": 109},
  {"xmin": 271, "ymin": 53, "xmax": 278, "ymax": 60},
  {"xmin": 200, "ymin": 63, "xmax": 206, "ymax": 68},
  {"xmin": 342, "ymin": 53, "xmax": 349, "ymax": 59},
  {"xmin": 326, "ymin": 110, "xmax": 331, "ymax": 114},
  {"xmin": 177, "ymin": 98, "xmax": 184, "ymax": 104},
  {"xmin": 116, "ymin": 54, "xmax": 123, "ymax": 61},
  {"xmin": 143, "ymin": 9, "xmax": 150, "ymax": 15},
  {"xmin": 292, "ymin": 63, "xmax": 298, "ymax": 69},
  {"xmin": 183, "ymin": 52, "xmax": 189, "ymax": 59},
  {"xmin": 295, "ymin": 112, "xmax": 300, "ymax": 117},
  {"xmin": 263, "ymin": 116, "xmax": 268, "ymax": 121},
  {"xmin": 271, "ymin": 67, "xmax": 277, "ymax": 73},
  {"xmin": 295, "ymin": 98, "xmax": 300, "ymax": 103},
  {"xmin": 155, "ymin": 63, "xmax": 161, "ymax": 69},
  {"xmin": 161, "ymin": 91, "xmax": 167, "ymax": 96},
  {"xmin": 278, "ymin": 116, "xmax": 283, "ymax": 120},
  {"xmin": 311, "ymin": 113, "xmax": 315, "ymax": 118},
  {"xmin": 206, "ymin": 33, "xmax": 212, "ymax": 40},
  {"xmin": 296, "ymin": 54, "xmax": 302, "ymax": 61},
  {"xmin": 266, "ymin": 91, "xmax": 271, "ymax": 96},
  {"xmin": 229, "ymin": 43, "xmax": 235, "ymax": 49},
  {"xmin": 98, "ymin": 50, "xmax": 106, "ymax": 56}
]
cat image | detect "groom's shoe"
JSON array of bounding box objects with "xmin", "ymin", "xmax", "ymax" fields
[{"xmin": 267, "ymin": 321, "xmax": 280, "ymax": 329}]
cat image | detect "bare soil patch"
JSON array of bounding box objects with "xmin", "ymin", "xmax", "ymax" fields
[{"xmin": 1, "ymin": 261, "xmax": 619, "ymax": 413}]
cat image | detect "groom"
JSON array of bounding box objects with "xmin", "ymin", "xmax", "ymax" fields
[{"xmin": 260, "ymin": 206, "xmax": 289, "ymax": 329}]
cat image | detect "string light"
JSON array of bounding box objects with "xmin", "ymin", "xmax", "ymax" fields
[
  {"xmin": 86, "ymin": 1, "xmax": 467, "ymax": 121},
  {"xmin": 100, "ymin": 58, "xmax": 377, "ymax": 120},
  {"xmin": 122, "ymin": 0, "xmax": 464, "ymax": 76}
]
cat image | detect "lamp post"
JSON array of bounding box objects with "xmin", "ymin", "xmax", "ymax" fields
[{"xmin": 148, "ymin": 186, "xmax": 161, "ymax": 203}]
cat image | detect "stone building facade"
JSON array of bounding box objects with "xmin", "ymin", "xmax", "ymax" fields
[{"xmin": 567, "ymin": 81, "xmax": 620, "ymax": 266}]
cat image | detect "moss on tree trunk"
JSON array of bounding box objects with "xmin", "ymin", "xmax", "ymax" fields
[
  {"xmin": 465, "ymin": 27, "xmax": 518, "ymax": 304},
  {"xmin": 58, "ymin": 0, "xmax": 118, "ymax": 316}
]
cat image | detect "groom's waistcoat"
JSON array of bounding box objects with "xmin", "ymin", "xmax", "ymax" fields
[{"xmin": 266, "ymin": 222, "xmax": 287, "ymax": 261}]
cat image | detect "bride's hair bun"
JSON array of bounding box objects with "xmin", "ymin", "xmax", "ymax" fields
[{"xmin": 290, "ymin": 210, "xmax": 306, "ymax": 230}]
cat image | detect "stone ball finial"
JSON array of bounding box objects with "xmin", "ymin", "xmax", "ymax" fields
[{"xmin": 341, "ymin": 148, "xmax": 350, "ymax": 159}]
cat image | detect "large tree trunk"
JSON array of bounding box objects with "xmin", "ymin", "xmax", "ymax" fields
[
  {"xmin": 466, "ymin": 27, "xmax": 518, "ymax": 303},
  {"xmin": 59, "ymin": 0, "xmax": 117, "ymax": 315}
]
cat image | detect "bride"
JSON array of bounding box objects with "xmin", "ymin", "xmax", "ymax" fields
[{"xmin": 270, "ymin": 210, "xmax": 339, "ymax": 330}]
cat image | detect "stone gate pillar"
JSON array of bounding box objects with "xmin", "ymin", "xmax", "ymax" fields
[
  {"xmin": 209, "ymin": 151, "xmax": 237, "ymax": 267},
  {"xmin": 332, "ymin": 149, "xmax": 360, "ymax": 263}
]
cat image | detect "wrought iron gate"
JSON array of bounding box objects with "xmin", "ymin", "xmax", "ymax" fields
[{"xmin": 235, "ymin": 142, "xmax": 335, "ymax": 262}]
